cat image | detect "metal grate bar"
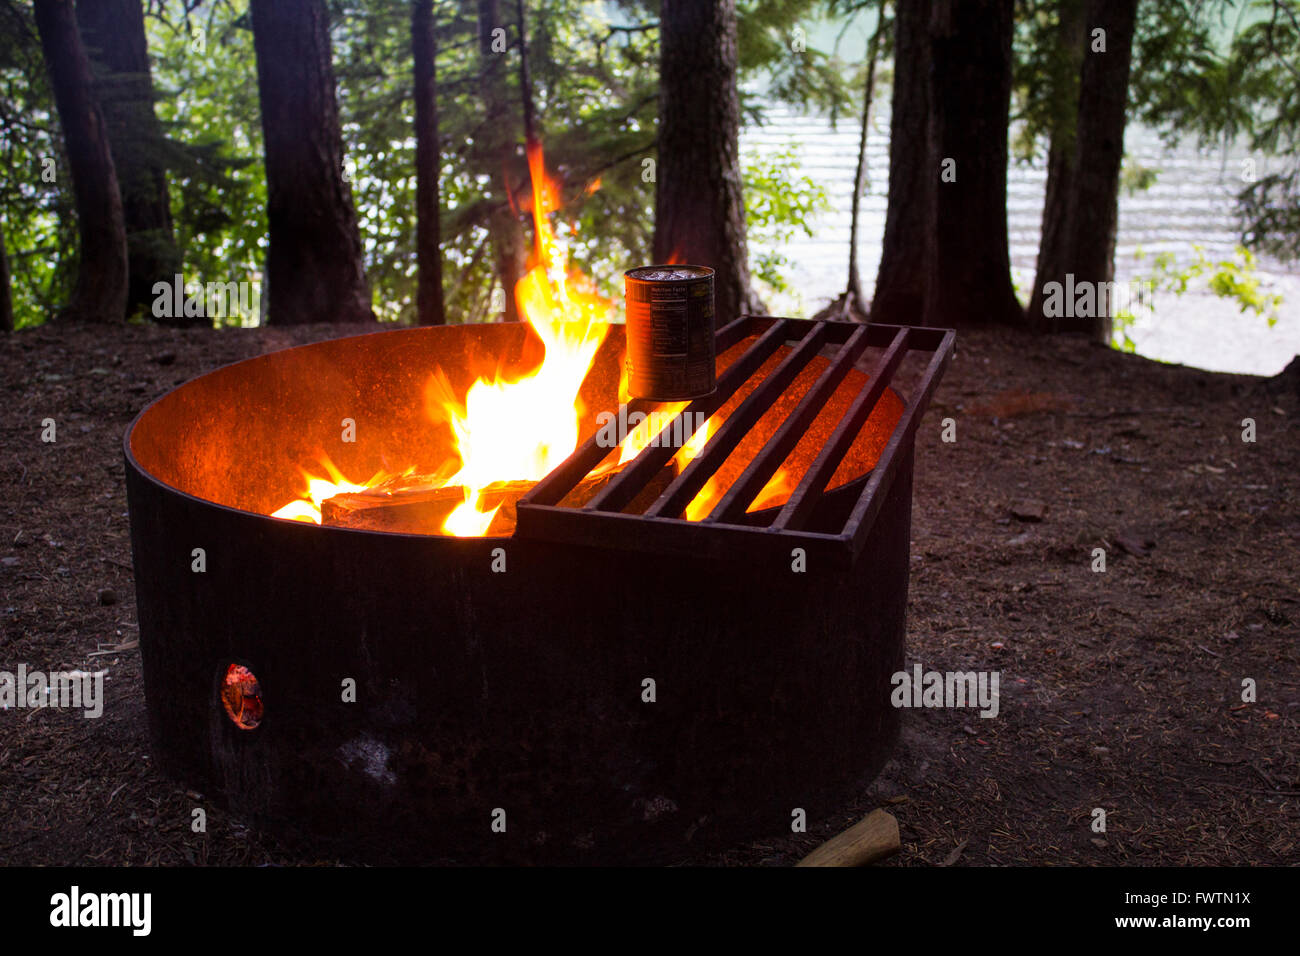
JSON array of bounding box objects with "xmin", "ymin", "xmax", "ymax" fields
[
  {"xmin": 844, "ymin": 328, "xmax": 955, "ymax": 556},
  {"xmin": 582, "ymin": 319, "xmax": 794, "ymax": 514},
  {"xmin": 643, "ymin": 321, "xmax": 830, "ymax": 519},
  {"xmin": 770, "ymin": 326, "xmax": 910, "ymax": 533},
  {"xmin": 705, "ymin": 322, "xmax": 873, "ymax": 525}
]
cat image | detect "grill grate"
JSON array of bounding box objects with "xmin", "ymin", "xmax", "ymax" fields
[{"xmin": 515, "ymin": 316, "xmax": 955, "ymax": 568}]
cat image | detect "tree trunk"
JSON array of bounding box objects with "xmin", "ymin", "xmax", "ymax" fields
[
  {"xmin": 412, "ymin": 0, "xmax": 445, "ymax": 326},
  {"xmin": 653, "ymin": 0, "xmax": 762, "ymax": 327},
  {"xmin": 1064, "ymin": 0, "xmax": 1138, "ymax": 342},
  {"xmin": 249, "ymin": 0, "xmax": 374, "ymax": 324},
  {"xmin": 74, "ymin": 0, "xmax": 185, "ymax": 323},
  {"xmin": 33, "ymin": 0, "xmax": 128, "ymax": 324},
  {"xmin": 923, "ymin": 0, "xmax": 1022, "ymax": 327},
  {"xmin": 1027, "ymin": 0, "xmax": 1086, "ymax": 329},
  {"xmin": 0, "ymin": 224, "xmax": 12, "ymax": 333},
  {"xmin": 871, "ymin": 0, "xmax": 931, "ymax": 325},
  {"xmin": 515, "ymin": 0, "xmax": 536, "ymax": 146},
  {"xmin": 1029, "ymin": 0, "xmax": 1138, "ymax": 341},
  {"xmin": 478, "ymin": 0, "xmax": 525, "ymax": 322},
  {"xmin": 846, "ymin": 2, "xmax": 886, "ymax": 312},
  {"xmin": 515, "ymin": 0, "xmax": 543, "ymax": 264}
]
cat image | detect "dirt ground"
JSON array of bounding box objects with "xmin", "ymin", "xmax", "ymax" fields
[{"xmin": 1, "ymin": 320, "xmax": 1296, "ymax": 866}]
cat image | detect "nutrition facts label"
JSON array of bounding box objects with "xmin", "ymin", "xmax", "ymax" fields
[{"xmin": 624, "ymin": 267, "xmax": 716, "ymax": 401}]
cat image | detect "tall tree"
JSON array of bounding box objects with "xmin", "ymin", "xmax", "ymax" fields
[
  {"xmin": 870, "ymin": 0, "xmax": 931, "ymax": 325},
  {"xmin": 74, "ymin": 0, "xmax": 184, "ymax": 322},
  {"xmin": 33, "ymin": 0, "xmax": 128, "ymax": 324},
  {"xmin": 1061, "ymin": 0, "xmax": 1138, "ymax": 340},
  {"xmin": 477, "ymin": 0, "xmax": 526, "ymax": 322},
  {"xmin": 1026, "ymin": 0, "xmax": 1087, "ymax": 330},
  {"xmin": 249, "ymin": 0, "xmax": 374, "ymax": 324},
  {"xmin": 515, "ymin": 0, "xmax": 536, "ymax": 147},
  {"xmin": 412, "ymin": 0, "xmax": 446, "ymax": 326},
  {"xmin": 823, "ymin": 1, "xmax": 886, "ymax": 322},
  {"xmin": 653, "ymin": 0, "xmax": 762, "ymax": 326},
  {"xmin": 843, "ymin": 8, "xmax": 885, "ymax": 317},
  {"xmin": 1028, "ymin": 0, "xmax": 1139, "ymax": 341},
  {"xmin": 923, "ymin": 0, "xmax": 1022, "ymax": 327},
  {"xmin": 813, "ymin": 1, "xmax": 886, "ymax": 323}
]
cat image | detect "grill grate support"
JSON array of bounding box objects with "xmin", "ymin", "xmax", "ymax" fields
[{"xmin": 515, "ymin": 316, "xmax": 955, "ymax": 568}]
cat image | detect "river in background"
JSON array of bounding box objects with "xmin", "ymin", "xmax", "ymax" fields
[{"xmin": 740, "ymin": 105, "xmax": 1300, "ymax": 376}]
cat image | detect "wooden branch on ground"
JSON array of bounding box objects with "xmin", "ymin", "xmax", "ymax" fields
[{"xmin": 795, "ymin": 809, "xmax": 900, "ymax": 867}]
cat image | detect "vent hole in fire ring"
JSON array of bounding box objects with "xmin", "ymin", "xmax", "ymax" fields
[{"xmin": 220, "ymin": 663, "xmax": 263, "ymax": 730}]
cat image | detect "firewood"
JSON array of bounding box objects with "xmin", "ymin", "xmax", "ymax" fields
[
  {"xmin": 556, "ymin": 459, "xmax": 678, "ymax": 514},
  {"xmin": 320, "ymin": 461, "xmax": 678, "ymax": 536},
  {"xmin": 795, "ymin": 809, "xmax": 900, "ymax": 867},
  {"xmin": 321, "ymin": 478, "xmax": 530, "ymax": 536}
]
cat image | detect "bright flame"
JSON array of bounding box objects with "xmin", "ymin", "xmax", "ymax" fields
[
  {"xmin": 748, "ymin": 466, "xmax": 793, "ymax": 513},
  {"xmin": 273, "ymin": 141, "xmax": 613, "ymax": 536},
  {"xmin": 682, "ymin": 465, "xmax": 792, "ymax": 522},
  {"xmin": 613, "ymin": 403, "xmax": 714, "ymax": 467},
  {"xmin": 270, "ymin": 456, "xmax": 387, "ymax": 523},
  {"xmin": 433, "ymin": 140, "xmax": 611, "ymax": 534}
]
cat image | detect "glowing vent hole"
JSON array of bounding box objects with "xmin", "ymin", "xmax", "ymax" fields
[{"xmin": 221, "ymin": 663, "xmax": 263, "ymax": 730}]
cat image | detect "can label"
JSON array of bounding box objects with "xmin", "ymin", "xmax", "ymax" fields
[{"xmin": 624, "ymin": 265, "xmax": 716, "ymax": 401}]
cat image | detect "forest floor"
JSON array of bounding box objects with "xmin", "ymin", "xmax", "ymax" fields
[{"xmin": 1, "ymin": 320, "xmax": 1297, "ymax": 867}]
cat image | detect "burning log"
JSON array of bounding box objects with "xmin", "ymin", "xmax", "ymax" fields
[
  {"xmin": 321, "ymin": 461, "xmax": 677, "ymax": 536},
  {"xmin": 795, "ymin": 809, "xmax": 900, "ymax": 867},
  {"xmin": 322, "ymin": 478, "xmax": 534, "ymax": 536}
]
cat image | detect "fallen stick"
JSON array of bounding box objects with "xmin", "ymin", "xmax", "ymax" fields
[
  {"xmin": 795, "ymin": 809, "xmax": 900, "ymax": 867},
  {"xmin": 87, "ymin": 639, "xmax": 139, "ymax": 657}
]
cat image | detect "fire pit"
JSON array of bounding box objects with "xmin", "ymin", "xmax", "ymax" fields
[{"xmin": 124, "ymin": 314, "xmax": 951, "ymax": 862}]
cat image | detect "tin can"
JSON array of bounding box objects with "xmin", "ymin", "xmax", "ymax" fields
[{"xmin": 623, "ymin": 264, "xmax": 717, "ymax": 401}]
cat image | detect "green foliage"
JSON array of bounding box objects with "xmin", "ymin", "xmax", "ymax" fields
[
  {"xmin": 742, "ymin": 142, "xmax": 829, "ymax": 294},
  {"xmin": 1238, "ymin": 166, "xmax": 1300, "ymax": 260},
  {"xmin": 320, "ymin": 0, "xmax": 661, "ymax": 322},
  {"xmin": 1118, "ymin": 243, "xmax": 1286, "ymax": 343},
  {"xmin": 1013, "ymin": 0, "xmax": 1300, "ymax": 263},
  {"xmin": 0, "ymin": 0, "xmax": 75, "ymax": 328},
  {"xmin": 1128, "ymin": 0, "xmax": 1232, "ymax": 146},
  {"xmin": 1010, "ymin": 0, "xmax": 1082, "ymax": 163},
  {"xmin": 496, "ymin": 0, "xmax": 660, "ymax": 304},
  {"xmin": 738, "ymin": 0, "xmax": 857, "ymax": 123},
  {"xmin": 147, "ymin": 2, "xmax": 264, "ymax": 324},
  {"xmin": 1156, "ymin": 244, "xmax": 1283, "ymax": 324},
  {"xmin": 1132, "ymin": 0, "xmax": 1300, "ymax": 261},
  {"xmin": 1120, "ymin": 158, "xmax": 1159, "ymax": 195}
]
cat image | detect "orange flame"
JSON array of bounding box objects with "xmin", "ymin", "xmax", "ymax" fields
[
  {"xmin": 433, "ymin": 140, "xmax": 610, "ymax": 534},
  {"xmin": 272, "ymin": 142, "xmax": 612, "ymax": 535},
  {"xmin": 270, "ymin": 456, "xmax": 391, "ymax": 524}
]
